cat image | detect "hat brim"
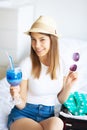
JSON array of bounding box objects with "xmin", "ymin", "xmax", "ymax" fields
[{"xmin": 24, "ymin": 28, "xmax": 58, "ymax": 38}]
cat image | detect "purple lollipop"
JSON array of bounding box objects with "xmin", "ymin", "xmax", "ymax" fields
[
  {"xmin": 73, "ymin": 52, "xmax": 80, "ymax": 62},
  {"xmin": 70, "ymin": 64, "xmax": 77, "ymax": 71},
  {"xmin": 70, "ymin": 52, "xmax": 80, "ymax": 71}
]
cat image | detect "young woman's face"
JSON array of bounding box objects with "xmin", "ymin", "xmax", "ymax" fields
[{"xmin": 31, "ymin": 33, "xmax": 51, "ymax": 58}]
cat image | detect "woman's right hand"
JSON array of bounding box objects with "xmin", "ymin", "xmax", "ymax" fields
[
  {"xmin": 10, "ymin": 85, "xmax": 21, "ymax": 100},
  {"xmin": 10, "ymin": 80, "xmax": 28, "ymax": 109}
]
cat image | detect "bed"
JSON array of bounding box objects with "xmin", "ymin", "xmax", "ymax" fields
[{"xmin": 0, "ymin": 38, "xmax": 87, "ymax": 130}]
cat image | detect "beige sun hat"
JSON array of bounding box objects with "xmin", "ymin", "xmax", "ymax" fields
[{"xmin": 25, "ymin": 15, "xmax": 58, "ymax": 37}]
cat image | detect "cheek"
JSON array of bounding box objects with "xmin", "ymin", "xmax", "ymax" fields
[
  {"xmin": 46, "ymin": 42, "xmax": 50, "ymax": 50},
  {"xmin": 31, "ymin": 42, "xmax": 35, "ymax": 49}
]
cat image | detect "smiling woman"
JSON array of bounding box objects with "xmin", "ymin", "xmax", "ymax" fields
[
  {"xmin": 0, "ymin": 37, "xmax": 87, "ymax": 130},
  {"xmin": 5, "ymin": 15, "xmax": 78, "ymax": 130},
  {"xmin": 31, "ymin": 33, "xmax": 50, "ymax": 62},
  {"xmin": 30, "ymin": 34, "xmax": 59, "ymax": 79},
  {"xmin": 31, "ymin": 33, "xmax": 51, "ymax": 58}
]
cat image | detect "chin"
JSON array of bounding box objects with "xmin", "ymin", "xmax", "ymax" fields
[{"xmin": 37, "ymin": 52, "xmax": 46, "ymax": 57}]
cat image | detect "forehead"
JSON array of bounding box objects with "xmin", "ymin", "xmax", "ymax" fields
[{"xmin": 30, "ymin": 32, "xmax": 49, "ymax": 38}]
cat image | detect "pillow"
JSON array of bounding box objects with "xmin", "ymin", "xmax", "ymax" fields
[{"xmin": 63, "ymin": 91, "xmax": 87, "ymax": 116}]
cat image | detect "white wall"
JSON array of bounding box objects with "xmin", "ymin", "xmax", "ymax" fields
[
  {"xmin": 0, "ymin": 5, "xmax": 34, "ymax": 65},
  {"xmin": 0, "ymin": 8, "xmax": 18, "ymax": 65},
  {"xmin": 0, "ymin": 5, "xmax": 34, "ymax": 79},
  {"xmin": 35, "ymin": 0, "xmax": 87, "ymax": 41},
  {"xmin": 17, "ymin": 5, "xmax": 34, "ymax": 62}
]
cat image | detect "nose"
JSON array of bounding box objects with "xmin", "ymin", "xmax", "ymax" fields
[{"xmin": 35, "ymin": 40, "xmax": 41, "ymax": 48}]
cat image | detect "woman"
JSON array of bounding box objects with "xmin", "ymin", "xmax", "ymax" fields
[{"xmin": 7, "ymin": 16, "xmax": 78, "ymax": 130}]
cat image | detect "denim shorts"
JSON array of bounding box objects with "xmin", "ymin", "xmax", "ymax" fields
[{"xmin": 7, "ymin": 103, "xmax": 54, "ymax": 128}]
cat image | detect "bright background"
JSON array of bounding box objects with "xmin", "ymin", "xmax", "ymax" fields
[
  {"xmin": 0, "ymin": 0, "xmax": 87, "ymax": 79},
  {"xmin": 0, "ymin": 1, "xmax": 87, "ymax": 129}
]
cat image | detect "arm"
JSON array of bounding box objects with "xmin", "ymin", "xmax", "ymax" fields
[
  {"xmin": 58, "ymin": 71, "xmax": 78, "ymax": 104},
  {"xmin": 10, "ymin": 79, "xmax": 28, "ymax": 109}
]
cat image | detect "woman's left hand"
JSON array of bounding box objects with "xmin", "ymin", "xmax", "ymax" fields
[
  {"xmin": 63, "ymin": 71, "xmax": 78, "ymax": 89},
  {"xmin": 58, "ymin": 71, "xmax": 78, "ymax": 104}
]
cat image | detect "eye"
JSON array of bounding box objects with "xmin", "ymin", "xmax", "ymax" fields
[
  {"xmin": 40, "ymin": 38, "xmax": 45, "ymax": 42},
  {"xmin": 31, "ymin": 38, "xmax": 36, "ymax": 42}
]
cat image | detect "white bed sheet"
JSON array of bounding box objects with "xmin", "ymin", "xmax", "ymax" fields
[
  {"xmin": 0, "ymin": 38, "xmax": 87, "ymax": 130},
  {"xmin": 0, "ymin": 78, "xmax": 12, "ymax": 130}
]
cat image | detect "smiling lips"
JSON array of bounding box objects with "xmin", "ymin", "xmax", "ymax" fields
[{"xmin": 36, "ymin": 49, "xmax": 45, "ymax": 55}]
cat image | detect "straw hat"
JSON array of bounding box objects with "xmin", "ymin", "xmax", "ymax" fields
[{"xmin": 25, "ymin": 16, "xmax": 58, "ymax": 37}]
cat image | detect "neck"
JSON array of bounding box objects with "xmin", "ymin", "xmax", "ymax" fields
[{"xmin": 39, "ymin": 55, "xmax": 50, "ymax": 66}]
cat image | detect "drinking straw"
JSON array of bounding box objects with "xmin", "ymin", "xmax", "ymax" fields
[
  {"xmin": 6, "ymin": 51, "xmax": 14, "ymax": 70},
  {"xmin": 9, "ymin": 56, "xmax": 14, "ymax": 70}
]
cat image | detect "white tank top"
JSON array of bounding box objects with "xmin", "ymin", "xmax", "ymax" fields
[{"xmin": 20, "ymin": 57, "xmax": 64, "ymax": 106}]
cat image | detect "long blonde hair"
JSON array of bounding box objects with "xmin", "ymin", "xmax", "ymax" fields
[{"xmin": 30, "ymin": 34, "xmax": 60, "ymax": 79}]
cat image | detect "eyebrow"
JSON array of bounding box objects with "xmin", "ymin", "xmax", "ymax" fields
[{"xmin": 31, "ymin": 36, "xmax": 45, "ymax": 39}]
